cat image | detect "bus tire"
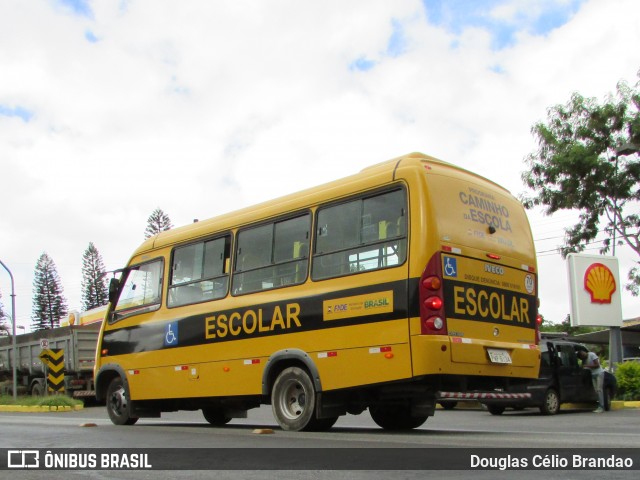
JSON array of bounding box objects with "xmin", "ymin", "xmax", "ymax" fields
[
  {"xmin": 271, "ymin": 366, "xmax": 317, "ymax": 431},
  {"xmin": 202, "ymin": 408, "xmax": 232, "ymax": 426},
  {"xmin": 369, "ymin": 405, "xmax": 428, "ymax": 430},
  {"xmin": 106, "ymin": 377, "xmax": 139, "ymax": 426},
  {"xmin": 539, "ymin": 388, "xmax": 560, "ymax": 415}
]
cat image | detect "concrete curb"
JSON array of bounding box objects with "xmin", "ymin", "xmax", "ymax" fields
[
  {"xmin": 611, "ymin": 400, "xmax": 640, "ymax": 410},
  {"xmin": 0, "ymin": 404, "xmax": 84, "ymax": 412}
]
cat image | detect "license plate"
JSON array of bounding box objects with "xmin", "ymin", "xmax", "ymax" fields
[{"xmin": 487, "ymin": 348, "xmax": 512, "ymax": 364}]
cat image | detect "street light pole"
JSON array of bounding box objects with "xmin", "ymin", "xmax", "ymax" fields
[{"xmin": 0, "ymin": 259, "xmax": 18, "ymax": 401}]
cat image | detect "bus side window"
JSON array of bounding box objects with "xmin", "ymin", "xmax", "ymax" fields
[
  {"xmin": 168, "ymin": 235, "xmax": 231, "ymax": 307},
  {"xmin": 312, "ymin": 188, "xmax": 407, "ymax": 280},
  {"xmin": 314, "ymin": 200, "xmax": 360, "ymax": 278},
  {"xmin": 232, "ymin": 214, "xmax": 310, "ymax": 295}
]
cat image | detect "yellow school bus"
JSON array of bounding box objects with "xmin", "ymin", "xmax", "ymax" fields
[
  {"xmin": 64, "ymin": 306, "xmax": 108, "ymax": 327},
  {"xmin": 95, "ymin": 152, "xmax": 540, "ymax": 431}
]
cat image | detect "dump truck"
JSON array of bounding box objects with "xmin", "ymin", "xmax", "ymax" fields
[{"xmin": 0, "ymin": 307, "xmax": 105, "ymax": 399}]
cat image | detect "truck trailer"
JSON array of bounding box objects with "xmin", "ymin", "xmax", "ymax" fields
[{"xmin": 0, "ymin": 309, "xmax": 104, "ymax": 399}]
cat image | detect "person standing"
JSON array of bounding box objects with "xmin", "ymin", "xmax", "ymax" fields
[{"xmin": 577, "ymin": 349, "xmax": 605, "ymax": 413}]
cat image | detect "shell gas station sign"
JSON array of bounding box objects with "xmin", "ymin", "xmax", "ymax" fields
[{"xmin": 567, "ymin": 253, "xmax": 623, "ymax": 327}]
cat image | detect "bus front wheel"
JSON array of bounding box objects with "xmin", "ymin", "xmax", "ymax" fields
[
  {"xmin": 271, "ymin": 366, "xmax": 318, "ymax": 431},
  {"xmin": 106, "ymin": 377, "xmax": 139, "ymax": 426}
]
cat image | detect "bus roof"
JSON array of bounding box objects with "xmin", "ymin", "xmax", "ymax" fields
[{"xmin": 133, "ymin": 152, "xmax": 513, "ymax": 257}]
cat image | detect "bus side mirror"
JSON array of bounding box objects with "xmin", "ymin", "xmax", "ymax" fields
[{"xmin": 108, "ymin": 278, "xmax": 120, "ymax": 305}]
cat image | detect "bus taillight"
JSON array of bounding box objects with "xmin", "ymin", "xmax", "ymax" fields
[
  {"xmin": 420, "ymin": 253, "xmax": 447, "ymax": 335},
  {"xmin": 422, "ymin": 276, "xmax": 441, "ymax": 290},
  {"xmin": 424, "ymin": 296, "xmax": 442, "ymax": 310},
  {"xmin": 535, "ymin": 313, "xmax": 543, "ymax": 344}
]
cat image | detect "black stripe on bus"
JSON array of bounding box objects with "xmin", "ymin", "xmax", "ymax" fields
[{"xmin": 101, "ymin": 279, "xmax": 420, "ymax": 357}]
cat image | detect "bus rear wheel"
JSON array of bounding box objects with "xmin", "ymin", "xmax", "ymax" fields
[
  {"xmin": 369, "ymin": 405, "xmax": 428, "ymax": 430},
  {"xmin": 106, "ymin": 377, "xmax": 139, "ymax": 426},
  {"xmin": 271, "ymin": 366, "xmax": 319, "ymax": 431}
]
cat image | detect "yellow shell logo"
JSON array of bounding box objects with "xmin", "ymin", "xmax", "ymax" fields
[{"xmin": 583, "ymin": 263, "xmax": 616, "ymax": 304}]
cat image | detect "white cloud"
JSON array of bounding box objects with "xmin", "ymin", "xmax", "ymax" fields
[{"xmin": 1, "ymin": 0, "xmax": 639, "ymax": 330}]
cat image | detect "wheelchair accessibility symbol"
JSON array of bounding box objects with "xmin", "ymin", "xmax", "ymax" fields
[
  {"xmin": 164, "ymin": 322, "xmax": 179, "ymax": 347},
  {"xmin": 443, "ymin": 256, "xmax": 458, "ymax": 278}
]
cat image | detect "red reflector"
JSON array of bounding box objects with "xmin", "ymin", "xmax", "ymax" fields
[
  {"xmin": 424, "ymin": 296, "xmax": 443, "ymax": 310},
  {"xmin": 181, "ymin": 365, "xmax": 188, "ymax": 370},
  {"xmin": 442, "ymin": 245, "xmax": 452, "ymax": 252},
  {"xmin": 380, "ymin": 346, "xmax": 392, "ymax": 352},
  {"xmin": 487, "ymin": 253, "xmax": 501, "ymax": 260},
  {"xmin": 328, "ymin": 351, "xmax": 337, "ymax": 357},
  {"xmin": 252, "ymin": 359, "xmax": 260, "ymax": 364}
]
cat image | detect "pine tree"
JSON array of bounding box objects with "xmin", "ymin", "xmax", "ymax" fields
[
  {"xmin": 31, "ymin": 252, "xmax": 68, "ymax": 330},
  {"xmin": 81, "ymin": 242, "xmax": 109, "ymax": 310},
  {"xmin": 144, "ymin": 208, "xmax": 173, "ymax": 239}
]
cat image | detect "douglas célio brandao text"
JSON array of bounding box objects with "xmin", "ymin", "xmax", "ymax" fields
[{"xmin": 470, "ymin": 453, "xmax": 634, "ymax": 470}]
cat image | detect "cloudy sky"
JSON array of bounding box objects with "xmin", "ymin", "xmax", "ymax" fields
[{"xmin": 1, "ymin": 0, "xmax": 639, "ymax": 332}]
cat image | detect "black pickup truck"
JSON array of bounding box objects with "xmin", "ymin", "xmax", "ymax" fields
[{"xmin": 481, "ymin": 337, "xmax": 616, "ymax": 415}]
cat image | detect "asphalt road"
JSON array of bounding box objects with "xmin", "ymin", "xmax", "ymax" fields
[{"xmin": 1, "ymin": 404, "xmax": 638, "ymax": 479}]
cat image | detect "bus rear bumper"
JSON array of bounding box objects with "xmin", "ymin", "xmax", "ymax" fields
[
  {"xmin": 437, "ymin": 391, "xmax": 531, "ymax": 402},
  {"xmin": 410, "ymin": 334, "xmax": 540, "ymax": 380}
]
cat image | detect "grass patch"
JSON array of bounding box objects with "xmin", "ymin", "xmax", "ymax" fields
[{"xmin": 0, "ymin": 394, "xmax": 83, "ymax": 408}]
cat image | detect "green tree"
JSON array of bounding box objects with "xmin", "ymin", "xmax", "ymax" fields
[
  {"xmin": 81, "ymin": 242, "xmax": 108, "ymax": 310},
  {"xmin": 144, "ymin": 208, "xmax": 173, "ymax": 239},
  {"xmin": 31, "ymin": 252, "xmax": 68, "ymax": 330},
  {"xmin": 541, "ymin": 314, "xmax": 601, "ymax": 336},
  {"xmin": 521, "ymin": 75, "xmax": 640, "ymax": 293}
]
